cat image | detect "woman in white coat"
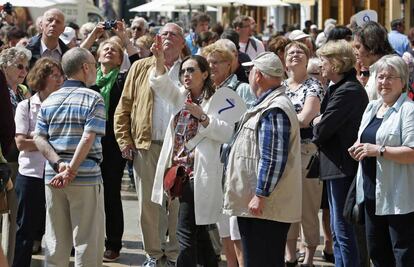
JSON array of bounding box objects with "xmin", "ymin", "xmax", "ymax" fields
[{"xmin": 150, "ymin": 37, "xmax": 234, "ymax": 266}]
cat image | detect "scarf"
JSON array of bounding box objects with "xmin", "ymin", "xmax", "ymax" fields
[{"xmin": 96, "ymin": 66, "xmax": 120, "ymax": 118}]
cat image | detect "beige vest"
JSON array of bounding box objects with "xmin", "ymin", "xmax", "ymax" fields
[{"xmin": 223, "ymin": 87, "xmax": 302, "ymax": 223}]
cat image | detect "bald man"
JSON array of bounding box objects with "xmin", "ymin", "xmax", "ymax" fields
[{"xmin": 26, "ymin": 9, "xmax": 69, "ymax": 66}]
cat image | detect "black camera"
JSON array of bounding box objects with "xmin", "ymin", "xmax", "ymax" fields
[
  {"xmin": 103, "ymin": 20, "xmax": 117, "ymax": 30},
  {"xmin": 3, "ymin": 2, "xmax": 12, "ymax": 15}
]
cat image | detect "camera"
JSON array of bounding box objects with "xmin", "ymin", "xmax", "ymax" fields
[
  {"xmin": 103, "ymin": 20, "xmax": 117, "ymax": 30},
  {"xmin": 3, "ymin": 2, "xmax": 12, "ymax": 15}
]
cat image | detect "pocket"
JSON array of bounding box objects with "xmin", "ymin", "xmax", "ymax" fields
[
  {"xmin": 386, "ymin": 131, "xmax": 401, "ymax": 146},
  {"xmin": 235, "ymin": 124, "xmax": 257, "ymax": 159}
]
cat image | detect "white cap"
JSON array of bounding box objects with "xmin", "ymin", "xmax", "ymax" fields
[
  {"xmin": 288, "ymin": 30, "xmax": 310, "ymax": 41},
  {"xmin": 242, "ymin": 52, "xmax": 284, "ymax": 78},
  {"xmin": 324, "ymin": 18, "xmax": 337, "ymax": 27},
  {"xmin": 60, "ymin": 27, "xmax": 76, "ymax": 45}
]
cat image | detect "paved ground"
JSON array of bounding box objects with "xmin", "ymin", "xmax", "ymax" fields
[{"xmin": 30, "ymin": 175, "xmax": 335, "ymax": 267}]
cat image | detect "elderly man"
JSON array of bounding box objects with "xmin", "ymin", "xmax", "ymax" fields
[
  {"xmin": 130, "ymin": 17, "xmax": 148, "ymax": 46},
  {"xmin": 388, "ymin": 18, "xmax": 411, "ymax": 57},
  {"xmin": 34, "ymin": 47, "xmax": 105, "ymax": 266},
  {"xmin": 223, "ymin": 52, "xmax": 302, "ymax": 267},
  {"xmin": 114, "ymin": 23, "xmax": 184, "ymax": 267},
  {"xmin": 26, "ymin": 9, "xmax": 69, "ymax": 65}
]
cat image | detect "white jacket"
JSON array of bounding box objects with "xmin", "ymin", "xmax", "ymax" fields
[{"xmin": 149, "ymin": 69, "xmax": 234, "ymax": 225}]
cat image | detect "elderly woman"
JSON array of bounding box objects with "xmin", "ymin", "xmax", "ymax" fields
[
  {"xmin": 90, "ymin": 39, "xmax": 139, "ymax": 262},
  {"xmin": 202, "ymin": 42, "xmax": 254, "ymax": 107},
  {"xmin": 311, "ymin": 40, "xmax": 368, "ymax": 266},
  {"xmin": 150, "ymin": 35, "xmax": 235, "ymax": 266},
  {"xmin": 353, "ymin": 21, "xmax": 394, "ymax": 101},
  {"xmin": 0, "ymin": 46, "xmax": 31, "ymax": 263},
  {"xmin": 349, "ymin": 55, "xmax": 414, "ymax": 266},
  {"xmin": 13, "ymin": 58, "xmax": 63, "ymax": 267},
  {"xmin": 283, "ymin": 41, "xmax": 324, "ymax": 267}
]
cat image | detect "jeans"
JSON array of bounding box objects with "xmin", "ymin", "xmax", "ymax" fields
[
  {"xmin": 326, "ymin": 177, "xmax": 360, "ymax": 267},
  {"xmin": 101, "ymin": 135, "xmax": 126, "ymax": 252},
  {"xmin": 237, "ymin": 216, "xmax": 290, "ymax": 267},
  {"xmin": 176, "ymin": 180, "xmax": 217, "ymax": 267},
  {"xmin": 12, "ymin": 173, "xmax": 45, "ymax": 267},
  {"xmin": 365, "ymin": 198, "xmax": 414, "ymax": 267}
]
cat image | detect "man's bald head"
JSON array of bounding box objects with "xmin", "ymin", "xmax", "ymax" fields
[{"xmin": 42, "ymin": 8, "xmax": 65, "ymax": 39}]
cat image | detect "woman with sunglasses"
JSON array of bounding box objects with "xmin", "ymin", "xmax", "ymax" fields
[
  {"xmin": 149, "ymin": 36, "xmax": 236, "ymax": 267},
  {"xmin": 12, "ymin": 58, "xmax": 64, "ymax": 267},
  {"xmin": 0, "ymin": 46, "xmax": 31, "ymax": 263}
]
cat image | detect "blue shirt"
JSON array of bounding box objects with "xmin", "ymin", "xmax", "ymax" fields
[
  {"xmin": 35, "ymin": 80, "xmax": 106, "ymax": 185},
  {"xmin": 185, "ymin": 32, "xmax": 199, "ymax": 55},
  {"xmin": 388, "ymin": 30, "xmax": 411, "ymax": 57},
  {"xmin": 255, "ymin": 89, "xmax": 290, "ymax": 197},
  {"xmin": 356, "ymin": 94, "xmax": 414, "ymax": 215}
]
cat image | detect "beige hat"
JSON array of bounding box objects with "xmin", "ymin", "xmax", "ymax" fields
[
  {"xmin": 242, "ymin": 52, "xmax": 284, "ymax": 78},
  {"xmin": 288, "ymin": 29, "xmax": 309, "ymax": 41}
]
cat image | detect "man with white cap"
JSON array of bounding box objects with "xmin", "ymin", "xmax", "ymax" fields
[
  {"xmin": 60, "ymin": 27, "xmax": 77, "ymax": 49},
  {"xmin": 223, "ymin": 52, "xmax": 302, "ymax": 267}
]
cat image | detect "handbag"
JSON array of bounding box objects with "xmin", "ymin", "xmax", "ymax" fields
[
  {"xmin": 0, "ymin": 163, "xmax": 11, "ymax": 192},
  {"xmin": 343, "ymin": 176, "xmax": 365, "ymax": 225},
  {"xmin": 163, "ymin": 165, "xmax": 189, "ymax": 198},
  {"xmin": 305, "ymin": 152, "xmax": 320, "ymax": 178}
]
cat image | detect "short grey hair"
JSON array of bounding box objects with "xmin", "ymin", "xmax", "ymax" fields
[
  {"xmin": 159, "ymin": 23, "xmax": 184, "ymax": 38},
  {"xmin": 61, "ymin": 47, "xmax": 92, "ymax": 77},
  {"xmin": 132, "ymin": 17, "xmax": 148, "ymax": 30},
  {"xmin": 307, "ymin": 57, "xmax": 321, "ymax": 74},
  {"xmin": 215, "ymin": 39, "xmax": 238, "ymax": 54},
  {"xmin": 79, "ymin": 22, "xmax": 96, "ymax": 39},
  {"xmin": 375, "ymin": 54, "xmax": 409, "ymax": 92},
  {"xmin": 0, "ymin": 47, "xmax": 32, "ymax": 68}
]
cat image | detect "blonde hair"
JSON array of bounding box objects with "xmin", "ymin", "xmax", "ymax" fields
[
  {"xmin": 136, "ymin": 34, "xmax": 154, "ymax": 50},
  {"xmin": 201, "ymin": 42, "xmax": 234, "ymax": 63},
  {"xmin": 96, "ymin": 40, "xmax": 124, "ymax": 66},
  {"xmin": 316, "ymin": 39, "xmax": 356, "ymax": 73}
]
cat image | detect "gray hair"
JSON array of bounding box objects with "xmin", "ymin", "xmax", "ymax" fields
[
  {"xmin": 79, "ymin": 22, "xmax": 96, "ymax": 39},
  {"xmin": 215, "ymin": 39, "xmax": 238, "ymax": 54},
  {"xmin": 132, "ymin": 17, "xmax": 148, "ymax": 30},
  {"xmin": 0, "ymin": 47, "xmax": 32, "ymax": 68},
  {"xmin": 307, "ymin": 57, "xmax": 321, "ymax": 74},
  {"xmin": 375, "ymin": 54, "xmax": 409, "ymax": 92},
  {"xmin": 159, "ymin": 23, "xmax": 184, "ymax": 38},
  {"xmin": 61, "ymin": 47, "xmax": 92, "ymax": 77}
]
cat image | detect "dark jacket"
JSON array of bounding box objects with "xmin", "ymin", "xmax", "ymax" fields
[
  {"xmin": 313, "ymin": 68, "xmax": 368, "ymax": 180},
  {"xmin": 0, "ymin": 70, "xmax": 14, "ymax": 155},
  {"xmin": 26, "ymin": 34, "xmax": 70, "ymax": 67},
  {"xmin": 91, "ymin": 54, "xmax": 140, "ymax": 137}
]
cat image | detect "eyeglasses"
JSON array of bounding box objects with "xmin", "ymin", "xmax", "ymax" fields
[
  {"xmin": 14, "ymin": 63, "xmax": 29, "ymax": 72},
  {"xmin": 377, "ymin": 75, "xmax": 400, "ymax": 83},
  {"xmin": 244, "ymin": 65, "xmax": 253, "ymax": 76},
  {"xmin": 360, "ymin": 70, "xmax": 370, "ymax": 77},
  {"xmin": 179, "ymin": 67, "xmax": 199, "ymax": 76},
  {"xmin": 309, "ymin": 72, "xmax": 320, "ymax": 76},
  {"xmin": 131, "ymin": 26, "xmax": 143, "ymax": 32}
]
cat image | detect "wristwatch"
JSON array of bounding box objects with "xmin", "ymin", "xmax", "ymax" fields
[
  {"xmin": 379, "ymin": 145, "xmax": 386, "ymax": 157},
  {"xmin": 199, "ymin": 114, "xmax": 208, "ymax": 122},
  {"xmin": 51, "ymin": 159, "xmax": 65, "ymax": 173}
]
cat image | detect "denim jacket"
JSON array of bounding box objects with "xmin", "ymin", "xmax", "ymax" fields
[{"xmin": 356, "ymin": 93, "xmax": 414, "ymax": 215}]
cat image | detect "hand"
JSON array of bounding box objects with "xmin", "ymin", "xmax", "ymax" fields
[
  {"xmin": 121, "ymin": 144, "xmax": 136, "ymax": 160},
  {"xmin": 91, "ymin": 22, "xmax": 105, "ymax": 40},
  {"xmin": 113, "ymin": 20, "xmax": 128, "ymax": 45},
  {"xmin": 49, "ymin": 166, "xmax": 76, "ymax": 188},
  {"xmin": 349, "ymin": 143, "xmax": 380, "ymax": 161},
  {"xmin": 150, "ymin": 35, "xmax": 164, "ymax": 61},
  {"xmin": 184, "ymin": 102, "xmax": 204, "ymax": 120},
  {"xmin": 248, "ymin": 195, "xmax": 265, "ymax": 216}
]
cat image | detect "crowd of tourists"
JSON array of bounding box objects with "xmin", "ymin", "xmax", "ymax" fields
[{"xmin": 1, "ymin": 5, "xmax": 414, "ymax": 267}]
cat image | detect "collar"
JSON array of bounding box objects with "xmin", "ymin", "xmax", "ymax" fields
[
  {"xmin": 329, "ymin": 68, "xmax": 358, "ymax": 91},
  {"xmin": 62, "ymin": 79, "xmax": 87, "ymax": 88},
  {"xmin": 40, "ymin": 39, "xmax": 62, "ymax": 55},
  {"xmin": 30, "ymin": 93, "xmax": 42, "ymax": 105},
  {"xmin": 219, "ymin": 74, "xmax": 237, "ymax": 88},
  {"xmin": 253, "ymin": 85, "xmax": 284, "ymax": 106}
]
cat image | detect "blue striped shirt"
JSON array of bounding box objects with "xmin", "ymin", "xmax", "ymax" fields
[
  {"xmin": 35, "ymin": 80, "xmax": 106, "ymax": 185},
  {"xmin": 255, "ymin": 89, "xmax": 290, "ymax": 197}
]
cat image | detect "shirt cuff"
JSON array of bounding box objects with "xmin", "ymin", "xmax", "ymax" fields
[{"xmin": 255, "ymin": 187, "xmax": 270, "ymax": 197}]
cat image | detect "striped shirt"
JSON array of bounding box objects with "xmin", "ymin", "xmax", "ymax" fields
[
  {"xmin": 255, "ymin": 89, "xmax": 290, "ymax": 197},
  {"xmin": 35, "ymin": 80, "xmax": 106, "ymax": 185}
]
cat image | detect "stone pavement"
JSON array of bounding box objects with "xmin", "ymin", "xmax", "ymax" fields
[{"xmin": 30, "ymin": 176, "xmax": 335, "ymax": 267}]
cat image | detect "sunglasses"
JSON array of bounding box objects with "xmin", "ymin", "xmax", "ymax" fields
[
  {"xmin": 360, "ymin": 70, "xmax": 370, "ymax": 77},
  {"xmin": 179, "ymin": 67, "xmax": 199, "ymax": 76},
  {"xmin": 244, "ymin": 65, "xmax": 253, "ymax": 75},
  {"xmin": 15, "ymin": 64, "xmax": 29, "ymax": 72}
]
